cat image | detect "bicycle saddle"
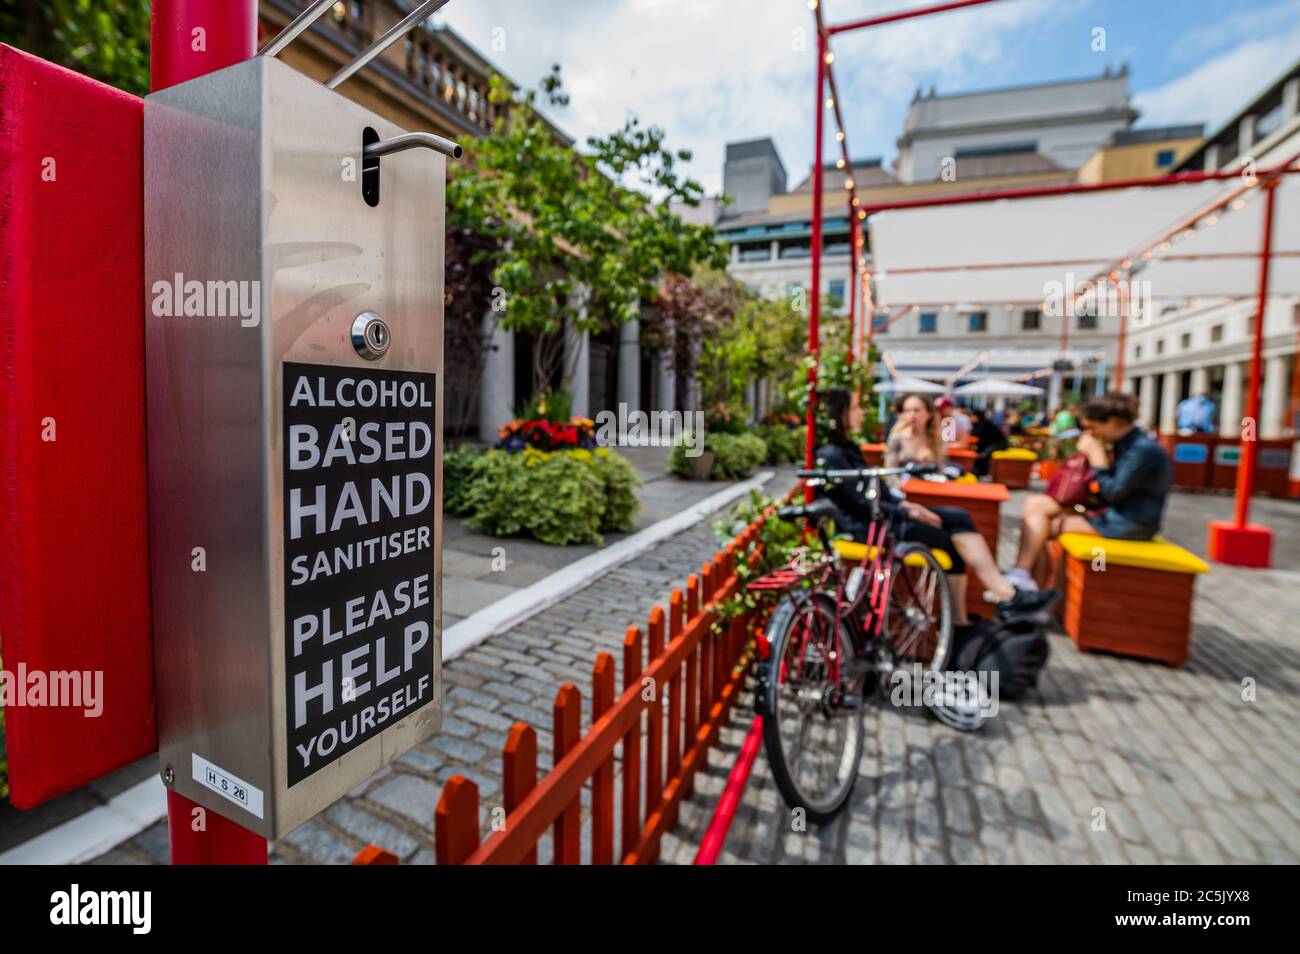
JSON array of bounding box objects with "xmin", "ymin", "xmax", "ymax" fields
[{"xmin": 775, "ymin": 497, "xmax": 841, "ymax": 524}]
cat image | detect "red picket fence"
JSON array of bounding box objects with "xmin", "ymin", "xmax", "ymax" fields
[{"xmin": 353, "ymin": 505, "xmax": 776, "ymax": 866}]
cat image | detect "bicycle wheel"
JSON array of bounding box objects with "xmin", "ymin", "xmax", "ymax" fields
[
  {"xmin": 881, "ymin": 542, "xmax": 954, "ymax": 672},
  {"xmin": 759, "ymin": 592, "xmax": 864, "ymax": 824}
]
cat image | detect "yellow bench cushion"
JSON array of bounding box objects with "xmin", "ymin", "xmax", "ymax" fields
[
  {"xmin": 834, "ymin": 539, "xmax": 953, "ymax": 571},
  {"xmin": 992, "ymin": 448, "xmax": 1037, "ymax": 461},
  {"xmin": 1057, "ymin": 533, "xmax": 1209, "ymax": 574}
]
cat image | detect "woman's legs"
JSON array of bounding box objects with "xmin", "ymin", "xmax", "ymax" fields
[
  {"xmin": 947, "ymin": 574, "xmax": 971, "ymax": 627},
  {"xmin": 949, "ymin": 531, "xmax": 1017, "ymax": 603},
  {"xmin": 1015, "ymin": 493, "xmax": 1064, "ymax": 573}
]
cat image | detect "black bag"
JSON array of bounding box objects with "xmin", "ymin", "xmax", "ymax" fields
[{"xmin": 950, "ymin": 613, "xmax": 1051, "ymax": 700}]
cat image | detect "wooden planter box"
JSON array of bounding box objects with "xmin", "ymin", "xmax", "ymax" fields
[
  {"xmin": 1051, "ymin": 533, "xmax": 1209, "ymax": 667},
  {"xmin": 901, "ymin": 478, "xmax": 1008, "ymax": 620},
  {"xmin": 991, "ymin": 456, "xmax": 1034, "ymax": 489}
]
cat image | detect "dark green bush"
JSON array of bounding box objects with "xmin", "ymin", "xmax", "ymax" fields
[
  {"xmin": 443, "ymin": 444, "xmax": 486, "ymax": 516},
  {"xmin": 755, "ymin": 424, "xmax": 805, "ymax": 465},
  {"xmin": 709, "ymin": 432, "xmax": 767, "ymax": 479},
  {"xmin": 460, "ymin": 447, "xmax": 640, "ymax": 545}
]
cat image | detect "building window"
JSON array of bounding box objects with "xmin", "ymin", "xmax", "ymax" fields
[
  {"xmin": 824, "ymin": 239, "xmax": 851, "ymax": 257},
  {"xmin": 1022, "ymin": 308, "xmax": 1041, "ymax": 331},
  {"xmin": 919, "ymin": 313, "xmax": 937, "ymax": 334},
  {"xmin": 736, "ymin": 242, "xmax": 771, "ymax": 263},
  {"xmin": 778, "ymin": 240, "xmax": 811, "ymax": 260},
  {"xmin": 1211, "ymin": 324, "xmax": 1224, "ymax": 343},
  {"xmin": 1135, "ymin": 344, "xmax": 1142, "ymax": 359},
  {"xmin": 1181, "ymin": 332, "xmax": 1192, "ymax": 350},
  {"xmin": 1155, "ymin": 149, "xmax": 1176, "ymax": 168},
  {"xmin": 874, "ymin": 315, "xmax": 889, "ymax": 335},
  {"xmin": 1156, "ymin": 339, "xmax": 1165, "ymax": 354},
  {"xmin": 829, "ymin": 280, "xmax": 846, "ymax": 305},
  {"xmin": 968, "ymin": 311, "xmax": 988, "ymax": 333}
]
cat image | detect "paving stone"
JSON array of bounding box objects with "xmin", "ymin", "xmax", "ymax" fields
[
  {"xmin": 282, "ymin": 821, "xmax": 359, "ymax": 865},
  {"xmin": 325, "ymin": 803, "xmax": 422, "ymax": 858},
  {"xmin": 367, "ymin": 775, "xmax": 442, "ymax": 828}
]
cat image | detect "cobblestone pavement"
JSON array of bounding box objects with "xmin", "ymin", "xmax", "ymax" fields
[
  {"xmin": 88, "ymin": 469, "xmax": 795, "ymax": 865},
  {"xmin": 89, "ymin": 483, "xmax": 1300, "ymax": 865},
  {"xmin": 660, "ymin": 490, "xmax": 1300, "ymax": 864}
]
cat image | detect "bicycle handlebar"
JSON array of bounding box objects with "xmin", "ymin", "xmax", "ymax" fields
[{"xmin": 797, "ymin": 462, "xmax": 938, "ymax": 481}]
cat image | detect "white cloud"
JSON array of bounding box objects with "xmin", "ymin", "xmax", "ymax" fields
[
  {"xmin": 438, "ymin": 0, "xmax": 1060, "ymax": 194},
  {"xmin": 1135, "ymin": 18, "xmax": 1300, "ymax": 132}
]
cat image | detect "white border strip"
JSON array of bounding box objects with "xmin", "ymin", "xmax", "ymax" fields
[
  {"xmin": 442, "ymin": 471, "xmax": 775, "ymax": 661},
  {"xmin": 1, "ymin": 471, "xmax": 775, "ymax": 865},
  {"xmin": 0, "ymin": 775, "xmax": 166, "ymax": 865}
]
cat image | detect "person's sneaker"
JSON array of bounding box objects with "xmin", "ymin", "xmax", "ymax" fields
[
  {"xmin": 1004, "ymin": 567, "xmax": 1039, "ymax": 592},
  {"xmin": 995, "ymin": 586, "xmax": 1060, "ymax": 617}
]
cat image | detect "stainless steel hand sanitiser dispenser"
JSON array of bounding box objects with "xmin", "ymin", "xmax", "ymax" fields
[{"xmin": 144, "ymin": 0, "xmax": 460, "ymax": 838}]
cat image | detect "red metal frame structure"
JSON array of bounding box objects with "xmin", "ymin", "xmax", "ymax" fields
[
  {"xmin": 803, "ymin": 0, "xmax": 1013, "ymax": 468},
  {"xmin": 805, "ymin": 1, "xmax": 1295, "ymax": 568}
]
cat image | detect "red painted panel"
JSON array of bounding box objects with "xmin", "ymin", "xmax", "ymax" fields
[{"xmin": 0, "ymin": 45, "xmax": 155, "ymax": 807}]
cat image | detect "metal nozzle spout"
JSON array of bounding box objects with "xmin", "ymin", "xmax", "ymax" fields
[{"xmin": 365, "ymin": 131, "xmax": 464, "ymax": 161}]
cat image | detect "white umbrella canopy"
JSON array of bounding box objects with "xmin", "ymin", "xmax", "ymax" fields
[
  {"xmin": 954, "ymin": 377, "xmax": 1044, "ymax": 397},
  {"xmin": 873, "ymin": 374, "xmax": 947, "ymax": 395}
]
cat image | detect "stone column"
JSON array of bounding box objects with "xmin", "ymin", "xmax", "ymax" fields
[
  {"xmin": 655, "ymin": 318, "xmax": 677, "ymax": 414},
  {"xmin": 1160, "ymin": 372, "xmax": 1180, "ymax": 434},
  {"xmin": 565, "ymin": 320, "xmax": 591, "ymax": 419},
  {"xmin": 1190, "ymin": 365, "xmax": 1209, "ymax": 398},
  {"xmin": 618, "ymin": 310, "xmax": 641, "ymax": 414},
  {"xmin": 564, "ymin": 285, "xmax": 591, "ymax": 418},
  {"xmin": 1261, "ymin": 354, "xmax": 1288, "ymax": 439},
  {"xmin": 478, "ymin": 311, "xmax": 514, "ymax": 441},
  {"xmin": 1220, "ymin": 362, "xmax": 1243, "ymax": 438},
  {"xmin": 1138, "ymin": 375, "xmax": 1156, "ymax": 427}
]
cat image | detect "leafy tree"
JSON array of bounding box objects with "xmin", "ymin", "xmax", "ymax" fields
[
  {"xmin": 1, "ymin": 0, "xmax": 151, "ymax": 96},
  {"xmin": 448, "ymin": 66, "xmax": 725, "ymax": 399}
]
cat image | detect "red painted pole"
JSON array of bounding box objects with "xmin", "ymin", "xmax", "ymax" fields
[
  {"xmin": 804, "ymin": 30, "xmax": 827, "ymax": 470},
  {"xmin": 847, "ymin": 218, "xmax": 858, "ymax": 370},
  {"xmin": 693, "ymin": 715, "xmax": 764, "ymax": 865},
  {"xmin": 151, "ymin": 0, "xmax": 259, "ymax": 91},
  {"xmin": 829, "ymin": 0, "xmax": 1010, "ymax": 35},
  {"xmin": 1234, "ymin": 179, "xmax": 1279, "ymax": 529},
  {"xmin": 151, "ymin": 0, "xmax": 267, "ymax": 865}
]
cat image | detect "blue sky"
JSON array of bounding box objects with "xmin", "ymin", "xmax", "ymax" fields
[{"xmin": 437, "ymin": 0, "xmax": 1300, "ymax": 194}]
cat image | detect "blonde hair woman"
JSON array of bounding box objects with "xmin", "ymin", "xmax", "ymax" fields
[{"xmin": 886, "ymin": 393, "xmax": 946, "ymax": 470}]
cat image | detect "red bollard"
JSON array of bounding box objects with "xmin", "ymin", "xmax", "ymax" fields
[{"xmin": 167, "ymin": 791, "xmax": 268, "ymax": 865}]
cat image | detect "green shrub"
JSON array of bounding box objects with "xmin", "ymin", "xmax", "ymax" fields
[
  {"xmin": 443, "ymin": 444, "xmax": 486, "ymax": 516},
  {"xmin": 668, "ymin": 430, "xmax": 768, "ymax": 480},
  {"xmin": 755, "ymin": 424, "xmax": 805, "ymax": 465},
  {"xmin": 590, "ymin": 447, "xmax": 640, "ymax": 532},
  {"xmin": 709, "ymin": 432, "xmax": 767, "ymax": 479},
  {"xmin": 460, "ymin": 447, "xmax": 640, "ymax": 545}
]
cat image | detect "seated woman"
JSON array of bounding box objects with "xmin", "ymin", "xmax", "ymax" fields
[
  {"xmin": 815, "ymin": 389, "xmax": 1056, "ymax": 631},
  {"xmin": 1009, "ymin": 391, "xmax": 1172, "ymax": 590}
]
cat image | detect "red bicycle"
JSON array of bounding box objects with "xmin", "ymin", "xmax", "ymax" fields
[{"xmin": 750, "ymin": 463, "xmax": 955, "ymax": 822}]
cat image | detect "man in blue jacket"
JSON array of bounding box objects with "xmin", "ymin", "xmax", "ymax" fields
[{"xmin": 1007, "ymin": 392, "xmax": 1172, "ymax": 592}]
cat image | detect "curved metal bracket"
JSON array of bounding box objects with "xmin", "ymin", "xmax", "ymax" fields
[{"xmin": 365, "ymin": 132, "xmax": 464, "ymax": 161}]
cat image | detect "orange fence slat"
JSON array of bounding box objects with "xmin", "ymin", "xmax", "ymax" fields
[
  {"xmin": 666, "ymin": 589, "xmax": 684, "ymax": 798},
  {"xmin": 503, "ymin": 722, "xmax": 538, "ymax": 865},
  {"xmin": 552, "ymin": 683, "xmax": 582, "ymax": 864},
  {"xmin": 621, "ymin": 625, "xmax": 643, "ymax": 859},
  {"xmin": 645, "ymin": 606, "xmax": 665, "ymax": 839},
  {"xmin": 591, "ymin": 653, "xmax": 616, "ymax": 865},
  {"xmin": 352, "ymin": 845, "xmax": 400, "ymax": 865},
  {"xmin": 435, "ymin": 775, "xmax": 480, "ymax": 865}
]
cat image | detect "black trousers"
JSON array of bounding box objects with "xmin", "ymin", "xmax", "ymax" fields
[{"xmin": 898, "ymin": 504, "xmax": 976, "ymax": 575}]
